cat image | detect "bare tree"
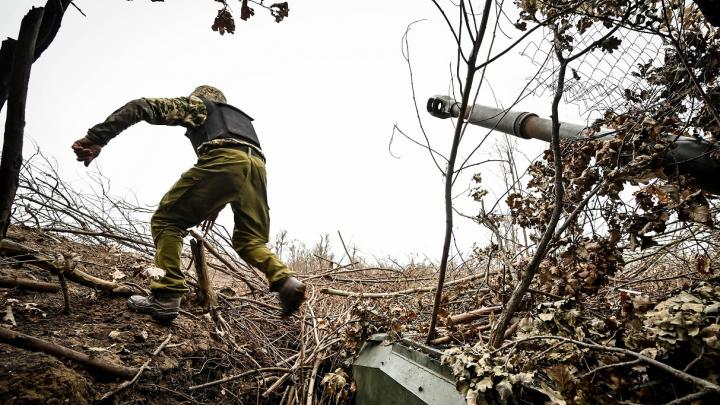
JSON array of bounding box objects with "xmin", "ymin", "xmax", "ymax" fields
[{"xmin": 0, "ymin": 2, "xmax": 75, "ymax": 239}]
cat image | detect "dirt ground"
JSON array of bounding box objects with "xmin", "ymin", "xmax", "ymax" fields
[{"xmin": 0, "ymin": 226, "xmax": 280, "ymax": 404}]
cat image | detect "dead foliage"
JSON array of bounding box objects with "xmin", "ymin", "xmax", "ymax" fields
[{"xmin": 0, "ymin": 152, "xmax": 484, "ymax": 403}]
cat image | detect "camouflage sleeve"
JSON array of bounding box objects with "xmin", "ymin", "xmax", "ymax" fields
[{"xmin": 86, "ymin": 96, "xmax": 207, "ymax": 146}]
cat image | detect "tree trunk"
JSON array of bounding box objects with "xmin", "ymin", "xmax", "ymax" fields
[
  {"xmin": 0, "ymin": 0, "xmax": 71, "ymax": 114},
  {"xmin": 0, "ymin": 39, "xmax": 17, "ymax": 113},
  {"xmin": 0, "ymin": 8, "xmax": 44, "ymax": 239}
]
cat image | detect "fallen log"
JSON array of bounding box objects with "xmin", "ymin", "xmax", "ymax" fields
[
  {"xmin": 0, "ymin": 239, "xmax": 134, "ymax": 295},
  {"xmin": 0, "ymin": 275, "xmax": 59, "ymax": 292},
  {"xmin": 0, "ymin": 326, "xmax": 138, "ymax": 379}
]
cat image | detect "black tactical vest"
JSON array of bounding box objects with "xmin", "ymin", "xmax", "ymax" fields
[{"xmin": 185, "ymin": 98, "xmax": 261, "ymax": 152}]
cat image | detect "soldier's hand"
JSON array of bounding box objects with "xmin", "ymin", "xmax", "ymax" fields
[{"xmin": 71, "ymin": 137, "xmax": 102, "ymax": 167}]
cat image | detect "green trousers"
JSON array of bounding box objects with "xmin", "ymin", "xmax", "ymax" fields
[{"xmin": 149, "ymin": 146, "xmax": 293, "ymax": 294}]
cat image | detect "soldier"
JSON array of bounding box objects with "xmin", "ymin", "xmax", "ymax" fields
[{"xmin": 71, "ymin": 85, "xmax": 306, "ymax": 322}]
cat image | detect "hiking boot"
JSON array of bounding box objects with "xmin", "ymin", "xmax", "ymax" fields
[
  {"xmin": 270, "ymin": 277, "xmax": 306, "ymax": 317},
  {"xmin": 127, "ymin": 293, "xmax": 182, "ymax": 323}
]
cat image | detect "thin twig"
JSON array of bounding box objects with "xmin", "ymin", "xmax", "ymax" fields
[
  {"xmin": 99, "ymin": 333, "xmax": 173, "ymax": 401},
  {"xmin": 69, "ymin": 1, "xmax": 87, "ymax": 17}
]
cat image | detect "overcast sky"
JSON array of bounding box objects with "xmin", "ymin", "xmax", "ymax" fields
[{"xmin": 0, "ymin": 0, "xmax": 582, "ymax": 263}]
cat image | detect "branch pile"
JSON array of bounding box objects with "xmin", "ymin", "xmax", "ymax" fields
[{"xmin": 0, "ymin": 152, "xmax": 494, "ymax": 403}]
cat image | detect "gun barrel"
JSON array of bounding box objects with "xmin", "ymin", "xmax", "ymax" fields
[
  {"xmin": 427, "ymin": 95, "xmax": 720, "ymax": 195},
  {"xmin": 427, "ymin": 95, "xmax": 615, "ymax": 141}
]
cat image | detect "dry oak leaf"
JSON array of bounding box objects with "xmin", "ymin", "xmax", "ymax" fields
[
  {"xmin": 241, "ymin": 0, "xmax": 255, "ymax": 21},
  {"xmin": 270, "ymin": 2, "xmax": 289, "ymax": 23}
]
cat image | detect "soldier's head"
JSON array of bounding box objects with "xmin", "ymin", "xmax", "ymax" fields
[{"xmin": 190, "ymin": 85, "xmax": 227, "ymax": 103}]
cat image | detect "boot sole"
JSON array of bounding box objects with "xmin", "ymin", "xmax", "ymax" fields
[
  {"xmin": 128, "ymin": 302, "xmax": 178, "ymax": 323},
  {"xmin": 151, "ymin": 311, "xmax": 178, "ymax": 323}
]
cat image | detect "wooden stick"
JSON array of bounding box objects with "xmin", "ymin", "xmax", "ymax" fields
[
  {"xmin": 580, "ymin": 359, "xmax": 641, "ymax": 378},
  {"xmin": 430, "ymin": 323, "xmax": 493, "ymax": 346},
  {"xmin": 331, "ymin": 276, "xmax": 436, "ymax": 284},
  {"xmin": 0, "ymin": 326, "xmax": 138, "ymax": 379},
  {"xmin": 429, "ymin": 335, "xmax": 454, "ymax": 345},
  {"xmin": 188, "ymin": 229, "xmax": 258, "ymax": 292},
  {"xmin": 262, "ymin": 359, "xmax": 299, "ymax": 397},
  {"xmin": 0, "ymin": 275, "xmax": 59, "ymax": 292},
  {"xmin": 503, "ymin": 319, "xmax": 520, "ymax": 340},
  {"xmin": 56, "ymin": 267, "xmax": 70, "ymax": 314},
  {"xmin": 190, "ymin": 238, "xmax": 217, "ymax": 308},
  {"xmin": 300, "ymin": 264, "xmax": 398, "ymax": 282},
  {"xmin": 55, "ymin": 254, "xmax": 72, "ymax": 314},
  {"xmin": 320, "ymin": 273, "xmax": 489, "ymax": 298},
  {"xmin": 305, "ymin": 352, "xmax": 323, "ymax": 405},
  {"xmin": 262, "ymin": 337, "xmax": 340, "ymax": 398},
  {"xmin": 99, "ymin": 333, "xmax": 173, "ymax": 400},
  {"xmin": 662, "ymin": 389, "xmax": 713, "ymax": 405},
  {"xmin": 446, "ymin": 306, "xmax": 501, "ymax": 326},
  {"xmin": 337, "ymin": 230, "xmax": 354, "ymax": 267},
  {"xmin": 188, "ymin": 367, "xmax": 289, "ymax": 390},
  {"xmin": 279, "ymin": 386, "xmax": 290, "ymax": 405},
  {"xmin": 222, "ymin": 295, "xmax": 281, "ymax": 312},
  {"xmin": 285, "ymin": 386, "xmax": 296, "ymax": 405},
  {"xmin": 494, "ymin": 335, "xmax": 720, "ymax": 394}
]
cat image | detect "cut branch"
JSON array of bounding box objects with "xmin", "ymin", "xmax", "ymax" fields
[
  {"xmin": 190, "ymin": 238, "xmax": 217, "ymax": 308},
  {"xmin": 501, "ymin": 335, "xmax": 720, "ymax": 395},
  {"xmin": 99, "ymin": 333, "xmax": 173, "ymax": 400},
  {"xmin": 188, "ymin": 229, "xmax": 259, "ymax": 292},
  {"xmin": 188, "ymin": 367, "xmax": 289, "ymax": 390},
  {"xmin": 321, "ymin": 273, "xmax": 489, "ymax": 298},
  {"xmin": 446, "ymin": 305, "xmax": 501, "ymax": 326}
]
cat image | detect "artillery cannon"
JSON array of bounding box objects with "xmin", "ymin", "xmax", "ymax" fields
[
  {"xmin": 352, "ymin": 334, "xmax": 549, "ymax": 404},
  {"xmin": 426, "ymin": 95, "xmax": 720, "ymax": 195}
]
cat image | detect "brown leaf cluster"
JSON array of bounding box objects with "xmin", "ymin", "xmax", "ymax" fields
[
  {"xmin": 211, "ymin": 6, "xmax": 235, "ymax": 35},
  {"xmin": 270, "ymin": 2, "xmax": 289, "ymax": 23},
  {"xmin": 444, "ymin": 283, "xmax": 720, "ymax": 404}
]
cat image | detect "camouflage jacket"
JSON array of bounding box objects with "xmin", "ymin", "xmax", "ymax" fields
[
  {"xmin": 86, "ymin": 97, "xmax": 208, "ymax": 146},
  {"xmin": 86, "ymin": 96, "xmax": 263, "ymax": 155}
]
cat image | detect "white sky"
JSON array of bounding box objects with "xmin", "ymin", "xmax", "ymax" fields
[{"xmin": 1, "ymin": 0, "xmax": 585, "ymax": 263}]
